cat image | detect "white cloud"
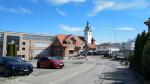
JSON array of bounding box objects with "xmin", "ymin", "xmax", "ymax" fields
[
  {"xmin": 116, "ymin": 27, "xmax": 135, "ymax": 31},
  {"xmin": 48, "ymin": 0, "xmax": 86, "ymax": 5},
  {"xmin": 88, "ymin": 1, "xmax": 114, "ymax": 16},
  {"xmin": 56, "ymin": 8, "xmax": 66, "ymax": 16},
  {"xmin": 59, "ymin": 24, "xmax": 82, "ymax": 32},
  {"xmin": 0, "ymin": 6, "xmax": 31, "ymax": 14},
  {"xmin": 88, "ymin": 0, "xmax": 149, "ymax": 16}
]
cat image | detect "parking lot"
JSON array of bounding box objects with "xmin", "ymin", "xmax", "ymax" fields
[{"xmin": 0, "ymin": 57, "xmax": 86, "ymax": 83}]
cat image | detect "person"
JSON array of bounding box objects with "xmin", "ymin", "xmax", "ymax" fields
[{"xmin": 84, "ymin": 52, "xmax": 88, "ymax": 61}]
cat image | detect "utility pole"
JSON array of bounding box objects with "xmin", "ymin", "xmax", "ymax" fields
[{"xmin": 114, "ymin": 29, "xmax": 117, "ymax": 59}]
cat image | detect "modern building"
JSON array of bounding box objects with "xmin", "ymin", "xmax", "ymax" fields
[
  {"xmin": 120, "ymin": 40, "xmax": 135, "ymax": 57},
  {"xmin": 96, "ymin": 43, "xmax": 120, "ymax": 55},
  {"xmin": 0, "ymin": 31, "xmax": 55, "ymax": 60}
]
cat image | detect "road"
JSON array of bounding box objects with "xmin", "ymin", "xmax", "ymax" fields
[{"xmin": 1, "ymin": 56, "xmax": 140, "ymax": 84}]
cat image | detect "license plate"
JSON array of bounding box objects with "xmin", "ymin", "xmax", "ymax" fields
[{"xmin": 24, "ymin": 69, "xmax": 29, "ymax": 71}]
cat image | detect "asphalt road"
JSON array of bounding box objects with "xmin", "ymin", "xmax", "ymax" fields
[
  {"xmin": 0, "ymin": 56, "xmax": 141, "ymax": 84},
  {"xmin": 61, "ymin": 56, "xmax": 140, "ymax": 84}
]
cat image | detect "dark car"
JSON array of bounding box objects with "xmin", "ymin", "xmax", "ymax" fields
[
  {"xmin": 37, "ymin": 56, "xmax": 64, "ymax": 69},
  {"xmin": 0, "ymin": 56, "xmax": 33, "ymax": 77}
]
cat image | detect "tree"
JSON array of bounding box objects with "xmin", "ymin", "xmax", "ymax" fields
[
  {"xmin": 13, "ymin": 42, "xmax": 17, "ymax": 56},
  {"xmin": 6, "ymin": 44, "xmax": 13, "ymax": 56},
  {"xmin": 134, "ymin": 33, "xmax": 140, "ymax": 69},
  {"xmin": 142, "ymin": 37, "xmax": 150, "ymax": 79},
  {"xmin": 138, "ymin": 31, "xmax": 148, "ymax": 73}
]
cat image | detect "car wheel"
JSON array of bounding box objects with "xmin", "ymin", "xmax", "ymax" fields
[
  {"xmin": 37, "ymin": 63, "xmax": 41, "ymax": 68},
  {"xmin": 48, "ymin": 64, "xmax": 52, "ymax": 69},
  {"xmin": 4, "ymin": 68, "xmax": 12, "ymax": 77}
]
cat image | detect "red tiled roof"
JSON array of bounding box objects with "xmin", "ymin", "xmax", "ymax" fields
[
  {"xmin": 56, "ymin": 34, "xmax": 83, "ymax": 47},
  {"xmin": 87, "ymin": 44, "xmax": 96, "ymax": 49},
  {"xmin": 56, "ymin": 34, "xmax": 67, "ymax": 47},
  {"xmin": 56, "ymin": 34, "xmax": 96, "ymax": 49},
  {"xmin": 74, "ymin": 36, "xmax": 85, "ymax": 47}
]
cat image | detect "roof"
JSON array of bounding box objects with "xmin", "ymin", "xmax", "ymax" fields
[
  {"xmin": 84, "ymin": 21, "xmax": 92, "ymax": 32},
  {"xmin": 55, "ymin": 34, "xmax": 96, "ymax": 49},
  {"xmin": 87, "ymin": 44, "xmax": 96, "ymax": 49},
  {"xmin": 74, "ymin": 36, "xmax": 85, "ymax": 47},
  {"xmin": 55, "ymin": 34, "xmax": 85, "ymax": 47}
]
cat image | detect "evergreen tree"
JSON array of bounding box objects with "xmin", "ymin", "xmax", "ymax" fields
[
  {"xmin": 138, "ymin": 31, "xmax": 147, "ymax": 73},
  {"xmin": 134, "ymin": 33, "xmax": 140, "ymax": 69},
  {"xmin": 13, "ymin": 42, "xmax": 17, "ymax": 56},
  {"xmin": 142, "ymin": 37, "xmax": 150, "ymax": 79},
  {"xmin": 6, "ymin": 44, "xmax": 13, "ymax": 56}
]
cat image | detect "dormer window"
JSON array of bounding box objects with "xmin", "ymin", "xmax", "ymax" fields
[{"xmin": 63, "ymin": 41, "xmax": 67, "ymax": 44}]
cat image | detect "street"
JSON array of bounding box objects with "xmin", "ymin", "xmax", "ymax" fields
[{"xmin": 0, "ymin": 56, "xmax": 140, "ymax": 84}]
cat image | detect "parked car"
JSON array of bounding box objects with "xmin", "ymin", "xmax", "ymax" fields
[
  {"xmin": 0, "ymin": 56, "xmax": 33, "ymax": 77},
  {"xmin": 37, "ymin": 56, "xmax": 64, "ymax": 69}
]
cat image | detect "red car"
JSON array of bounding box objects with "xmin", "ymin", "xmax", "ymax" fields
[{"xmin": 37, "ymin": 56, "xmax": 64, "ymax": 69}]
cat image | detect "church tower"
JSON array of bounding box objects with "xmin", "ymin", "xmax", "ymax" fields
[{"xmin": 84, "ymin": 21, "xmax": 92, "ymax": 44}]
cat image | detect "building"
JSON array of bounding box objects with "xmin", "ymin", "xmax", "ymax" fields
[
  {"xmin": 51, "ymin": 22, "xmax": 96, "ymax": 57},
  {"xmin": 0, "ymin": 22, "xmax": 96, "ymax": 59},
  {"xmin": 84, "ymin": 22, "xmax": 96, "ymax": 55},
  {"xmin": 120, "ymin": 40, "xmax": 135, "ymax": 57},
  {"xmin": 120, "ymin": 41, "xmax": 135, "ymax": 51},
  {"xmin": 96, "ymin": 43, "xmax": 120, "ymax": 55},
  {"xmin": 0, "ymin": 31, "xmax": 55, "ymax": 60},
  {"xmin": 51, "ymin": 34, "xmax": 85, "ymax": 57}
]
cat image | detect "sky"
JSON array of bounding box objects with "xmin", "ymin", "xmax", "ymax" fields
[{"xmin": 0, "ymin": 0, "xmax": 150, "ymax": 44}]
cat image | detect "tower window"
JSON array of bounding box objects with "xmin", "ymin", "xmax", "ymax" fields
[
  {"xmin": 22, "ymin": 42, "xmax": 26, "ymax": 45},
  {"xmin": 22, "ymin": 48, "xmax": 25, "ymax": 50}
]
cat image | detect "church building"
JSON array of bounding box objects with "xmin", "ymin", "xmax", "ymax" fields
[{"xmin": 51, "ymin": 22, "xmax": 96, "ymax": 57}]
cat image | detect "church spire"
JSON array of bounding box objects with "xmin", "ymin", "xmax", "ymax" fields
[
  {"xmin": 87, "ymin": 21, "xmax": 89, "ymax": 26},
  {"xmin": 84, "ymin": 21, "xmax": 91, "ymax": 32}
]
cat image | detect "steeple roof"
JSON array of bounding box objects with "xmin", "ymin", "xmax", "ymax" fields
[{"xmin": 84, "ymin": 21, "xmax": 92, "ymax": 32}]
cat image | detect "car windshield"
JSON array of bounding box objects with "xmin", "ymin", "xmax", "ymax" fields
[{"xmin": 6, "ymin": 57, "xmax": 24, "ymax": 63}]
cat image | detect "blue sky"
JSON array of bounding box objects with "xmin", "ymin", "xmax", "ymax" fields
[{"xmin": 0, "ymin": 0, "xmax": 150, "ymax": 44}]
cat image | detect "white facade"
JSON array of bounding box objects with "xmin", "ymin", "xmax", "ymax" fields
[
  {"xmin": 84, "ymin": 22, "xmax": 92, "ymax": 44},
  {"xmin": 120, "ymin": 42, "xmax": 135, "ymax": 51},
  {"xmin": 96, "ymin": 43, "xmax": 120, "ymax": 55},
  {"xmin": 84, "ymin": 31, "xmax": 92, "ymax": 44}
]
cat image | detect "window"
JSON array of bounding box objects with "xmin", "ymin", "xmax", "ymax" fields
[
  {"xmin": 22, "ymin": 48, "xmax": 25, "ymax": 50},
  {"xmin": 22, "ymin": 55, "xmax": 25, "ymax": 58},
  {"xmin": 103, "ymin": 46, "xmax": 106, "ymax": 49},
  {"xmin": 33, "ymin": 43, "xmax": 49, "ymax": 47},
  {"xmin": 69, "ymin": 50, "xmax": 74, "ymax": 54},
  {"xmin": 22, "ymin": 42, "xmax": 26, "ymax": 45},
  {"xmin": 63, "ymin": 41, "xmax": 67, "ymax": 44},
  {"xmin": 68, "ymin": 41, "xmax": 71, "ymax": 44}
]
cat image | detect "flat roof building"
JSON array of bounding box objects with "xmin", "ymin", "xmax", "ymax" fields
[{"xmin": 0, "ymin": 31, "xmax": 55, "ymax": 60}]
